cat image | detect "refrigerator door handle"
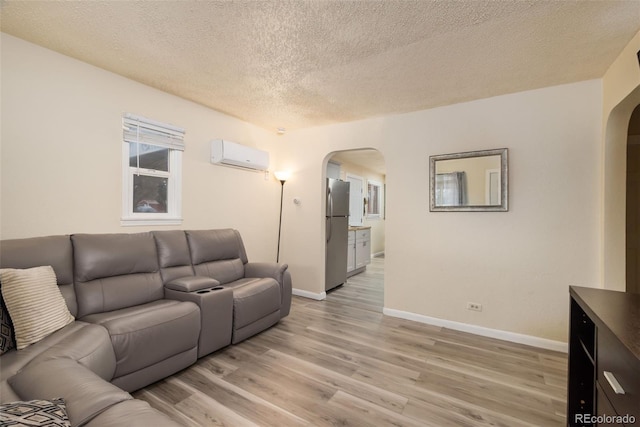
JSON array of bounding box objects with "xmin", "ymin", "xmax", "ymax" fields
[{"xmin": 327, "ymin": 187, "xmax": 333, "ymax": 243}]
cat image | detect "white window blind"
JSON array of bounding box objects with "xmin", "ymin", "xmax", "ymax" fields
[{"xmin": 123, "ymin": 113, "xmax": 185, "ymax": 151}]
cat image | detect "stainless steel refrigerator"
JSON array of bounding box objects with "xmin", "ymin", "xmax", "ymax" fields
[{"xmin": 325, "ymin": 178, "xmax": 350, "ymax": 291}]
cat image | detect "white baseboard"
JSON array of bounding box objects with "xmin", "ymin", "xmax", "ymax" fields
[
  {"xmin": 292, "ymin": 288, "xmax": 326, "ymax": 301},
  {"xmin": 372, "ymin": 251, "xmax": 385, "ymax": 258},
  {"xmin": 383, "ymin": 307, "xmax": 568, "ymax": 353}
]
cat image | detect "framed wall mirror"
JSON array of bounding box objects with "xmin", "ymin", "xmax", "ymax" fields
[{"xmin": 429, "ymin": 148, "xmax": 508, "ymax": 212}]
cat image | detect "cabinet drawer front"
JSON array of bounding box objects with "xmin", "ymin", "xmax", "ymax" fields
[
  {"xmin": 597, "ymin": 328, "xmax": 640, "ymax": 420},
  {"xmin": 597, "ymin": 382, "xmax": 618, "ymax": 418},
  {"xmin": 355, "ymin": 229, "xmax": 370, "ymax": 241}
]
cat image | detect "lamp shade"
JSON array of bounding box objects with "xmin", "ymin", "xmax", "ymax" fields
[{"xmin": 274, "ymin": 171, "xmax": 291, "ymax": 182}]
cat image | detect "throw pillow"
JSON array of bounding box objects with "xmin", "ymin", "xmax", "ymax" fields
[
  {"xmin": 0, "ymin": 266, "xmax": 74, "ymax": 350},
  {"xmin": 0, "ymin": 398, "xmax": 70, "ymax": 427},
  {"xmin": 0, "ymin": 299, "xmax": 15, "ymax": 355}
]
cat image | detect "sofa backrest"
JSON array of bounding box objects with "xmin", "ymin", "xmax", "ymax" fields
[
  {"xmin": 185, "ymin": 229, "xmax": 248, "ymax": 284},
  {"xmin": 71, "ymin": 233, "xmax": 163, "ymax": 318},
  {"xmin": 151, "ymin": 230, "xmax": 195, "ymax": 284},
  {"xmin": 0, "ymin": 235, "xmax": 78, "ymax": 317}
]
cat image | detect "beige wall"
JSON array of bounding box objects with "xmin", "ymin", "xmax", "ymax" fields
[
  {"xmin": 602, "ymin": 30, "xmax": 640, "ymax": 290},
  {"xmin": 1, "ymin": 34, "xmax": 282, "ymax": 262},
  {"xmin": 277, "ymin": 80, "xmax": 602, "ymax": 342}
]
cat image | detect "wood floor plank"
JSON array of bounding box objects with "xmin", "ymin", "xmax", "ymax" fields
[
  {"xmin": 133, "ymin": 389, "xmax": 201, "ymax": 427},
  {"xmin": 256, "ymin": 327, "xmax": 422, "ymax": 382},
  {"xmin": 349, "ymin": 358, "xmax": 549, "ymax": 427},
  {"xmin": 260, "ymin": 348, "xmax": 410, "ymax": 414},
  {"xmin": 135, "ymin": 257, "xmax": 568, "ymax": 426},
  {"xmin": 174, "ymin": 367, "xmax": 311, "ymax": 426},
  {"xmin": 173, "ymin": 386, "xmax": 261, "ymax": 427},
  {"xmin": 327, "ymin": 390, "xmax": 427, "ymax": 427},
  {"xmin": 414, "ymin": 368, "xmax": 563, "ymax": 426},
  {"xmin": 250, "ymin": 328, "xmax": 364, "ymax": 377}
]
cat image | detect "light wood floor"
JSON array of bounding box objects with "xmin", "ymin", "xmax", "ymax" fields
[{"xmin": 133, "ymin": 257, "xmax": 568, "ymax": 426}]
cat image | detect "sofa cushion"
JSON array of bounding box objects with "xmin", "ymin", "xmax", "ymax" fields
[
  {"xmin": 0, "ymin": 266, "xmax": 74, "ymax": 350},
  {"xmin": 28, "ymin": 324, "xmax": 116, "ymax": 382},
  {"xmin": 0, "ymin": 235, "xmax": 77, "ymax": 316},
  {"xmin": 83, "ymin": 399, "xmax": 182, "ymax": 427},
  {"xmin": 152, "ymin": 230, "xmax": 194, "ymax": 284},
  {"xmin": 72, "ymin": 233, "xmax": 159, "ymax": 283},
  {"xmin": 9, "ymin": 358, "xmax": 131, "ymax": 427},
  {"xmin": 153, "ymin": 230, "xmax": 192, "ymax": 269},
  {"xmin": 165, "ymin": 276, "xmax": 220, "ymax": 292},
  {"xmin": 1, "ymin": 380, "xmax": 21, "ymax": 403},
  {"xmin": 80, "ymin": 300, "xmax": 200, "ymax": 379},
  {"xmin": 230, "ymin": 278, "xmax": 280, "ymax": 330},
  {"xmin": 72, "ymin": 233, "xmax": 164, "ymax": 317},
  {"xmin": 0, "ymin": 398, "xmax": 70, "ymax": 427},
  {"xmin": 0, "ymin": 322, "xmax": 115, "ymax": 388},
  {"xmin": 186, "ymin": 229, "xmax": 248, "ymax": 265},
  {"xmin": 192, "ymin": 258, "xmax": 246, "ymax": 285}
]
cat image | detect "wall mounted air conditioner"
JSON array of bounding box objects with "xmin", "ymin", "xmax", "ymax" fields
[{"xmin": 210, "ymin": 139, "xmax": 269, "ymax": 171}]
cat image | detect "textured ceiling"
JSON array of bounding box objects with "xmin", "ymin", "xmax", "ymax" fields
[{"xmin": 2, "ymin": 1, "xmax": 640, "ymax": 133}]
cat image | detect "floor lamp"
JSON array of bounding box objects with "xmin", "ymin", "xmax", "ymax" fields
[{"xmin": 274, "ymin": 171, "xmax": 291, "ymax": 263}]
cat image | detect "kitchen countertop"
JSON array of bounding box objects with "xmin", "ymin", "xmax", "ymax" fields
[{"xmin": 348, "ymin": 226, "xmax": 371, "ymax": 231}]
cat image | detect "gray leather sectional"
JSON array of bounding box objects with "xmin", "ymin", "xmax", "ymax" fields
[{"xmin": 0, "ymin": 229, "xmax": 292, "ymax": 426}]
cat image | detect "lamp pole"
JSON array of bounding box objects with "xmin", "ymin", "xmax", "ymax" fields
[
  {"xmin": 274, "ymin": 171, "xmax": 290, "ymax": 263},
  {"xmin": 276, "ymin": 178, "xmax": 285, "ymax": 263}
]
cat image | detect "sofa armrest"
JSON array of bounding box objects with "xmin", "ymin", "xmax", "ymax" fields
[
  {"xmin": 244, "ymin": 262, "xmax": 288, "ymax": 283},
  {"xmin": 245, "ymin": 263, "xmax": 292, "ymax": 318},
  {"xmin": 8, "ymin": 358, "xmax": 132, "ymax": 427},
  {"xmin": 84, "ymin": 399, "xmax": 182, "ymax": 427},
  {"xmin": 165, "ymin": 276, "xmax": 220, "ymax": 293},
  {"xmin": 280, "ymin": 270, "xmax": 292, "ymax": 318}
]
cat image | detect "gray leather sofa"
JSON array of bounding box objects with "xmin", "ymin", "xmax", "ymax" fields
[{"xmin": 0, "ymin": 229, "xmax": 292, "ymax": 426}]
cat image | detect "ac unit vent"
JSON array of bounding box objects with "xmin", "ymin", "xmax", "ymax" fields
[{"xmin": 210, "ymin": 139, "xmax": 269, "ymax": 171}]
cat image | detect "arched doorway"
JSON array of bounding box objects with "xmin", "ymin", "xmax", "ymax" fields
[
  {"xmin": 603, "ymin": 85, "xmax": 640, "ymax": 291},
  {"xmin": 324, "ymin": 149, "xmax": 387, "ymax": 311},
  {"xmin": 626, "ymin": 104, "xmax": 640, "ymax": 294}
]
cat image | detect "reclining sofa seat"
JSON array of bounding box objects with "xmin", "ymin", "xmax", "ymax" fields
[
  {"xmin": 0, "ymin": 235, "xmax": 116, "ymax": 402},
  {"xmin": 185, "ymin": 229, "xmax": 292, "ymax": 343},
  {"xmin": 71, "ymin": 232, "xmax": 200, "ymax": 392}
]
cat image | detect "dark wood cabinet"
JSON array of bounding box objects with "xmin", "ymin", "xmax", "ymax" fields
[{"xmin": 567, "ymin": 287, "xmax": 640, "ymax": 427}]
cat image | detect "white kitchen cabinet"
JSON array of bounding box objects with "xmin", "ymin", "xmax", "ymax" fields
[
  {"xmin": 355, "ymin": 229, "xmax": 371, "ymax": 268},
  {"xmin": 347, "ymin": 227, "xmax": 371, "ymax": 277},
  {"xmin": 347, "ymin": 230, "xmax": 356, "ymax": 273}
]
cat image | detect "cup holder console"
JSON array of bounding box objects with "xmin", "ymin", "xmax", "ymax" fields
[{"xmin": 195, "ymin": 286, "xmax": 224, "ymax": 294}]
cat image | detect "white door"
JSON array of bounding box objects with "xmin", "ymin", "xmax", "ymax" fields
[
  {"xmin": 347, "ymin": 174, "xmax": 363, "ymax": 226},
  {"xmin": 485, "ymin": 169, "xmax": 501, "ymax": 205}
]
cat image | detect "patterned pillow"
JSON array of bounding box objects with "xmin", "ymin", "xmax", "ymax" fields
[
  {"xmin": 0, "ymin": 299, "xmax": 15, "ymax": 355},
  {"xmin": 0, "ymin": 266, "xmax": 74, "ymax": 350},
  {"xmin": 0, "ymin": 398, "xmax": 70, "ymax": 426}
]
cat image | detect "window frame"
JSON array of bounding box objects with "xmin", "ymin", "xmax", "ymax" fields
[
  {"xmin": 366, "ymin": 179, "xmax": 383, "ymax": 219},
  {"xmin": 121, "ymin": 114, "xmax": 184, "ymax": 226}
]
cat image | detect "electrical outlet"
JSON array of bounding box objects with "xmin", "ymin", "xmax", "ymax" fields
[{"xmin": 467, "ymin": 302, "xmax": 482, "ymax": 312}]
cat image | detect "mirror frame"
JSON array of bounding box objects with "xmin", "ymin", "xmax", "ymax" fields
[{"xmin": 429, "ymin": 148, "xmax": 508, "ymax": 212}]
